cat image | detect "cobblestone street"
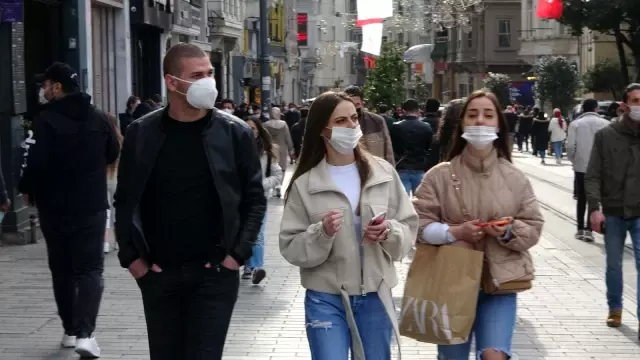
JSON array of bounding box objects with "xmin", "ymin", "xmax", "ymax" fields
[{"xmin": 1, "ymin": 170, "xmax": 639, "ymax": 359}]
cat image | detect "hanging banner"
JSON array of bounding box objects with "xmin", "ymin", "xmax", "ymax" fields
[{"xmin": 361, "ymin": 23, "xmax": 384, "ymax": 56}]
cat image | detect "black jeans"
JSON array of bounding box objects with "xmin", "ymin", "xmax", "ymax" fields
[
  {"xmin": 138, "ymin": 263, "xmax": 239, "ymax": 360},
  {"xmin": 40, "ymin": 210, "xmax": 106, "ymax": 338},
  {"xmin": 517, "ymin": 133, "xmax": 529, "ymax": 151},
  {"xmin": 575, "ymin": 172, "xmax": 591, "ymax": 231}
]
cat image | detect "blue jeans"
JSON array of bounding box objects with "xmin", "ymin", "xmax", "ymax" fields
[
  {"xmin": 438, "ymin": 292, "xmax": 517, "ymax": 360},
  {"xmin": 245, "ymin": 214, "xmax": 266, "ymax": 270},
  {"xmin": 604, "ymin": 216, "xmax": 640, "ymax": 318},
  {"xmin": 551, "ymin": 141, "xmax": 563, "ymax": 159},
  {"xmin": 538, "ymin": 149, "xmax": 546, "ymax": 160},
  {"xmin": 398, "ymin": 170, "xmax": 424, "ymax": 195},
  {"xmin": 305, "ymin": 290, "xmax": 392, "ymax": 360}
]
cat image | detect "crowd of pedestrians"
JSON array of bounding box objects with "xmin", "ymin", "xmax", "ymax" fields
[{"xmin": 7, "ymin": 41, "xmax": 640, "ymax": 360}]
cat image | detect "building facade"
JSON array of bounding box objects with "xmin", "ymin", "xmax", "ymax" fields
[
  {"xmin": 444, "ymin": 0, "xmax": 530, "ymax": 102},
  {"xmin": 518, "ymin": 0, "xmax": 579, "ymax": 67},
  {"xmin": 90, "ymin": 0, "xmax": 133, "ymax": 115},
  {"xmin": 169, "ymin": 0, "xmax": 209, "ymax": 62},
  {"xmin": 208, "ymin": 0, "xmax": 244, "ymax": 102},
  {"xmin": 129, "ymin": 0, "xmax": 172, "ymax": 102}
]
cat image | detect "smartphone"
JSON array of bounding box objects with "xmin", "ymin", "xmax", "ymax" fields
[
  {"xmin": 369, "ymin": 211, "xmax": 387, "ymax": 226},
  {"xmin": 478, "ymin": 219, "xmax": 510, "ymax": 228},
  {"xmin": 361, "ymin": 212, "xmax": 387, "ymax": 245}
]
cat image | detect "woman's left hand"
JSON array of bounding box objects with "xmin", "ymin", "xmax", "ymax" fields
[
  {"xmin": 364, "ymin": 220, "xmax": 390, "ymax": 243},
  {"xmin": 484, "ymin": 217, "xmax": 513, "ymax": 238}
]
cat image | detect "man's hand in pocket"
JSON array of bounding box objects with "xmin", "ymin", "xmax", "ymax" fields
[{"xmin": 128, "ymin": 258, "xmax": 162, "ymax": 279}]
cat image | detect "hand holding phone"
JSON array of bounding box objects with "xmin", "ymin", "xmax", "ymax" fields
[{"xmin": 363, "ymin": 212, "xmax": 388, "ymax": 244}]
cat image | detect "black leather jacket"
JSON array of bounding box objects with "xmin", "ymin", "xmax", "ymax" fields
[
  {"xmin": 390, "ymin": 115, "xmax": 434, "ymax": 171},
  {"xmin": 113, "ymin": 108, "xmax": 266, "ymax": 268}
]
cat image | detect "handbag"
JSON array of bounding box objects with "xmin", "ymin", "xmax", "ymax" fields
[{"xmin": 447, "ymin": 164, "xmax": 533, "ymax": 294}]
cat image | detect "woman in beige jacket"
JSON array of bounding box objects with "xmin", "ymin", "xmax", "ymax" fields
[
  {"xmin": 412, "ymin": 91, "xmax": 544, "ymax": 360},
  {"xmin": 279, "ymin": 92, "xmax": 418, "ymax": 360}
]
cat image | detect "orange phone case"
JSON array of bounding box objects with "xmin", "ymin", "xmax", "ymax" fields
[{"xmin": 479, "ymin": 219, "xmax": 510, "ymax": 227}]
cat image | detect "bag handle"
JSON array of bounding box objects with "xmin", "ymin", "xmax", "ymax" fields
[{"xmin": 447, "ymin": 164, "xmax": 472, "ymax": 221}]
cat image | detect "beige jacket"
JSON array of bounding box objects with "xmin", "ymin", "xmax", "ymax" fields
[
  {"xmin": 280, "ymin": 155, "xmax": 418, "ymax": 360},
  {"xmin": 412, "ymin": 147, "xmax": 544, "ymax": 289}
]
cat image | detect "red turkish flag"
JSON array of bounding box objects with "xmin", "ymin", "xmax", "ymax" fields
[
  {"xmin": 536, "ymin": 0, "xmax": 563, "ymax": 20},
  {"xmin": 363, "ymin": 56, "xmax": 376, "ymax": 69}
]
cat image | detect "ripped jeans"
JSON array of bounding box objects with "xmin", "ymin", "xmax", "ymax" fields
[
  {"xmin": 438, "ymin": 292, "xmax": 517, "ymax": 360},
  {"xmin": 304, "ymin": 290, "xmax": 392, "ymax": 360}
]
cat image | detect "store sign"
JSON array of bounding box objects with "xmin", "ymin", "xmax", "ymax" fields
[
  {"xmin": 0, "ymin": 0, "xmax": 23, "ymax": 22},
  {"xmin": 297, "ymin": 13, "xmax": 308, "ymax": 46}
]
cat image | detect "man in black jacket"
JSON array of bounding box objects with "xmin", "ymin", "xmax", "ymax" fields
[
  {"xmin": 390, "ymin": 99, "xmax": 433, "ymax": 194},
  {"xmin": 113, "ymin": 43, "xmax": 266, "ymax": 360},
  {"xmin": 20, "ymin": 62, "xmax": 120, "ymax": 357}
]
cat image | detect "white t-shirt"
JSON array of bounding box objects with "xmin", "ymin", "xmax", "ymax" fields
[{"xmin": 328, "ymin": 162, "xmax": 362, "ymax": 241}]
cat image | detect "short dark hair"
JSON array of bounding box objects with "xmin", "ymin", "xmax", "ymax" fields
[
  {"xmin": 163, "ymin": 43, "xmax": 207, "ymax": 76},
  {"xmin": 221, "ymin": 98, "xmax": 234, "ymax": 107},
  {"xmin": 582, "ymin": 99, "xmax": 599, "ymax": 113},
  {"xmin": 623, "ymin": 83, "xmax": 640, "ymax": 103},
  {"xmin": 126, "ymin": 96, "xmax": 139, "ymax": 110},
  {"xmin": 251, "ymin": 103, "xmax": 260, "ymax": 111},
  {"xmin": 151, "ymin": 94, "xmax": 162, "ymax": 103},
  {"xmin": 378, "ymin": 103, "xmax": 389, "ymax": 113},
  {"xmin": 425, "ymin": 98, "xmax": 440, "ymax": 113},
  {"xmin": 402, "ymin": 99, "xmax": 420, "ymax": 112},
  {"xmin": 344, "ymin": 85, "xmax": 363, "ymax": 99}
]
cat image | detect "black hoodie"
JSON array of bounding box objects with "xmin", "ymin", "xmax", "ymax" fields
[{"xmin": 19, "ymin": 92, "xmax": 120, "ymax": 216}]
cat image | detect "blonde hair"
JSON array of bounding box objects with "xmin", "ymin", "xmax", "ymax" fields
[{"xmin": 106, "ymin": 113, "xmax": 124, "ymax": 179}]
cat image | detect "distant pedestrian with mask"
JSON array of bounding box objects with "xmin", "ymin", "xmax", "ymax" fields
[
  {"xmin": 20, "ymin": 62, "xmax": 120, "ymax": 357},
  {"xmin": 113, "ymin": 43, "xmax": 266, "ymax": 360},
  {"xmin": 263, "ymin": 106, "xmax": 294, "ymax": 197}
]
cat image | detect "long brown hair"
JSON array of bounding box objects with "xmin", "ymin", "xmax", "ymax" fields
[
  {"xmin": 446, "ymin": 90, "xmax": 512, "ymax": 162},
  {"xmin": 285, "ymin": 91, "xmax": 371, "ymax": 201},
  {"xmin": 246, "ymin": 118, "xmax": 276, "ymax": 159},
  {"xmin": 107, "ymin": 113, "xmax": 124, "ymax": 178}
]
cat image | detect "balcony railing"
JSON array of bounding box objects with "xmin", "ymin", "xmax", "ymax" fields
[{"xmin": 519, "ymin": 28, "xmax": 573, "ymax": 41}]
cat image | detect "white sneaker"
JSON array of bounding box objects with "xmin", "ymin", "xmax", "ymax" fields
[
  {"xmin": 75, "ymin": 337, "xmax": 101, "ymax": 358},
  {"xmin": 103, "ymin": 242, "xmax": 110, "ymax": 253},
  {"xmin": 61, "ymin": 334, "xmax": 76, "ymax": 348}
]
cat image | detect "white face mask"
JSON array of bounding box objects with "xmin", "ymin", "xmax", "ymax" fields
[
  {"xmin": 628, "ymin": 106, "xmax": 640, "ymax": 122},
  {"xmin": 223, "ymin": 108, "xmax": 234, "ymax": 114},
  {"xmin": 462, "ymin": 125, "xmax": 499, "ymax": 149},
  {"xmin": 171, "ymin": 76, "xmax": 218, "ymax": 110},
  {"xmin": 38, "ymin": 87, "xmax": 48, "ymax": 104},
  {"xmin": 326, "ymin": 125, "xmax": 363, "ymax": 154}
]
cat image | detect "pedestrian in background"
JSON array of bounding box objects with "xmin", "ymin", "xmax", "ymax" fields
[
  {"xmin": 504, "ymin": 105, "xmax": 519, "ymax": 147},
  {"xmin": 279, "ymin": 91, "xmax": 417, "ymax": 360},
  {"xmin": 344, "ymin": 86, "xmax": 395, "ymax": 165},
  {"xmin": 517, "ymin": 107, "xmax": 534, "ymax": 152},
  {"xmin": 119, "ymin": 95, "xmax": 140, "ymax": 134},
  {"xmin": 20, "ymin": 62, "xmax": 120, "ymax": 357},
  {"xmin": 585, "ymin": 83, "xmax": 640, "ymax": 334},
  {"xmin": 389, "ymin": 99, "xmax": 433, "ymax": 195},
  {"xmin": 566, "ymin": 98, "xmax": 609, "ymax": 243},
  {"xmin": 244, "ymin": 118, "xmax": 283, "ymax": 284},
  {"xmin": 548, "ymin": 108, "xmax": 567, "ymax": 164},
  {"xmin": 113, "ymin": 44, "xmax": 265, "ymax": 360},
  {"xmin": 104, "ymin": 113, "xmax": 124, "ymax": 254},
  {"xmin": 531, "ymin": 108, "xmax": 551, "ymax": 164},
  {"xmin": 413, "ymin": 91, "xmax": 543, "ymax": 360},
  {"xmin": 263, "ymin": 106, "xmax": 294, "ymax": 197},
  {"xmin": 291, "ymin": 107, "xmax": 308, "ymax": 161}
]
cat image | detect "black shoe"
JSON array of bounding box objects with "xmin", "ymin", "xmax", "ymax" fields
[{"xmin": 252, "ymin": 269, "xmax": 266, "ymax": 285}]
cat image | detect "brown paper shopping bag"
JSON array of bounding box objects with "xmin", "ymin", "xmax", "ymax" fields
[{"xmin": 399, "ymin": 243, "xmax": 484, "ymax": 345}]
